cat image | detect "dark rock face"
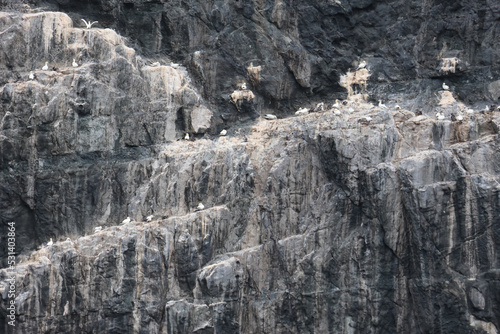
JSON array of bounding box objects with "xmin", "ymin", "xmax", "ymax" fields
[{"xmin": 0, "ymin": 1, "xmax": 499, "ymax": 334}]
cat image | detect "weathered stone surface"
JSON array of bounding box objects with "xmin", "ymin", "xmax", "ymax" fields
[{"xmin": 0, "ymin": 1, "xmax": 500, "ymax": 334}]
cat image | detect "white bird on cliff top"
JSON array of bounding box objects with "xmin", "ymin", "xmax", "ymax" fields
[
  {"xmin": 184, "ymin": 133, "xmax": 190, "ymax": 140},
  {"xmin": 334, "ymin": 109, "xmax": 341, "ymax": 115},
  {"xmin": 456, "ymin": 114, "xmax": 463, "ymax": 121},
  {"xmin": 220, "ymin": 129, "xmax": 227, "ymax": 136},
  {"xmin": 151, "ymin": 62, "xmax": 160, "ymax": 67},
  {"xmin": 94, "ymin": 226, "xmax": 102, "ymax": 233},
  {"xmin": 295, "ymin": 108, "xmax": 309, "ymax": 116},
  {"xmin": 442, "ymin": 82, "xmax": 449, "ymax": 90},
  {"xmin": 81, "ymin": 19, "xmax": 98, "ymax": 29},
  {"xmin": 122, "ymin": 216, "xmax": 131, "ymax": 224},
  {"xmin": 263, "ymin": 114, "xmax": 277, "ymax": 120},
  {"xmin": 42, "ymin": 62, "xmax": 49, "ymax": 71},
  {"xmin": 28, "ymin": 71, "xmax": 35, "ymax": 80},
  {"xmin": 357, "ymin": 60, "xmax": 367, "ymax": 70},
  {"xmin": 72, "ymin": 59, "xmax": 78, "ymax": 67},
  {"xmin": 332, "ymin": 99, "xmax": 340, "ymax": 109},
  {"xmin": 196, "ymin": 203, "xmax": 205, "ymax": 211},
  {"xmin": 466, "ymin": 108, "xmax": 474, "ymax": 114},
  {"xmin": 170, "ymin": 63, "xmax": 180, "ymax": 68},
  {"xmin": 66, "ymin": 238, "xmax": 72, "ymax": 242},
  {"xmin": 378, "ymin": 100, "xmax": 387, "ymax": 109},
  {"xmin": 47, "ymin": 238, "xmax": 53, "ymax": 246},
  {"xmin": 146, "ymin": 215, "xmax": 154, "ymax": 222}
]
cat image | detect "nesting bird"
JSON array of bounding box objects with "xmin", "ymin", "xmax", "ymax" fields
[
  {"xmin": 81, "ymin": 19, "xmax": 98, "ymax": 29},
  {"xmin": 42, "ymin": 62, "xmax": 49, "ymax": 71},
  {"xmin": 72, "ymin": 59, "xmax": 79, "ymax": 67},
  {"xmin": 28, "ymin": 71, "xmax": 35, "ymax": 80},
  {"xmin": 184, "ymin": 133, "xmax": 190, "ymax": 140},
  {"xmin": 121, "ymin": 216, "xmax": 131, "ymax": 224},
  {"xmin": 333, "ymin": 109, "xmax": 341, "ymax": 116},
  {"xmin": 94, "ymin": 226, "xmax": 102, "ymax": 233},
  {"xmin": 314, "ymin": 102, "xmax": 325, "ymax": 112},
  {"xmin": 196, "ymin": 203, "xmax": 205, "ymax": 211},
  {"xmin": 357, "ymin": 60, "xmax": 367, "ymax": 70},
  {"xmin": 465, "ymin": 108, "xmax": 474, "ymax": 115},
  {"xmin": 146, "ymin": 215, "xmax": 154, "ymax": 222},
  {"xmin": 170, "ymin": 63, "xmax": 180, "ymax": 68},
  {"xmin": 456, "ymin": 114, "xmax": 463, "ymax": 121},
  {"xmin": 442, "ymin": 82, "xmax": 449, "ymax": 90},
  {"xmin": 295, "ymin": 108, "xmax": 309, "ymax": 116},
  {"xmin": 378, "ymin": 100, "xmax": 387, "ymax": 109},
  {"xmin": 66, "ymin": 238, "xmax": 72, "ymax": 242},
  {"xmin": 151, "ymin": 62, "xmax": 160, "ymax": 67},
  {"xmin": 395, "ymin": 105, "xmax": 401, "ymax": 110},
  {"xmin": 436, "ymin": 112, "xmax": 445, "ymax": 120},
  {"xmin": 263, "ymin": 114, "xmax": 277, "ymax": 120},
  {"xmin": 47, "ymin": 238, "xmax": 53, "ymax": 246},
  {"xmin": 332, "ymin": 99, "xmax": 341, "ymax": 109},
  {"xmin": 220, "ymin": 129, "xmax": 227, "ymax": 136}
]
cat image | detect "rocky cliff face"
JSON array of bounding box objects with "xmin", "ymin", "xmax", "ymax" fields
[{"xmin": 0, "ymin": 1, "xmax": 499, "ymax": 334}]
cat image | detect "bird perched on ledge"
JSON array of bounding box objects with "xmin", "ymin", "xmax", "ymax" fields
[
  {"xmin": 263, "ymin": 114, "xmax": 277, "ymax": 120},
  {"xmin": 146, "ymin": 215, "xmax": 154, "ymax": 222},
  {"xmin": 196, "ymin": 203, "xmax": 205, "ymax": 211},
  {"xmin": 81, "ymin": 19, "xmax": 98, "ymax": 29},
  {"xmin": 42, "ymin": 62, "xmax": 49, "ymax": 71},
  {"xmin": 47, "ymin": 238, "xmax": 53, "ymax": 246}
]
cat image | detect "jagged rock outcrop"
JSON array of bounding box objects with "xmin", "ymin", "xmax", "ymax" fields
[{"xmin": 0, "ymin": 1, "xmax": 500, "ymax": 334}]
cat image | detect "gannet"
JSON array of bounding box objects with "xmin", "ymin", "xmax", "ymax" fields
[
  {"xmin": 184, "ymin": 133, "xmax": 190, "ymax": 140},
  {"xmin": 151, "ymin": 62, "xmax": 160, "ymax": 67},
  {"xmin": 436, "ymin": 112, "xmax": 445, "ymax": 120},
  {"xmin": 456, "ymin": 114, "xmax": 463, "ymax": 121},
  {"xmin": 94, "ymin": 226, "xmax": 102, "ymax": 233},
  {"xmin": 220, "ymin": 129, "xmax": 227, "ymax": 136},
  {"xmin": 332, "ymin": 99, "xmax": 340, "ymax": 108},
  {"xmin": 333, "ymin": 109, "xmax": 341, "ymax": 115},
  {"xmin": 442, "ymin": 82, "xmax": 449, "ymax": 90},
  {"xmin": 196, "ymin": 203, "xmax": 205, "ymax": 211},
  {"xmin": 47, "ymin": 238, "xmax": 53, "ymax": 246},
  {"xmin": 66, "ymin": 238, "xmax": 72, "ymax": 242},
  {"xmin": 466, "ymin": 108, "xmax": 474, "ymax": 114},
  {"xmin": 395, "ymin": 105, "xmax": 401, "ymax": 110},
  {"xmin": 241, "ymin": 83, "xmax": 247, "ymax": 90},
  {"xmin": 295, "ymin": 108, "xmax": 309, "ymax": 115},
  {"xmin": 28, "ymin": 71, "xmax": 35, "ymax": 80},
  {"xmin": 357, "ymin": 60, "xmax": 367, "ymax": 70},
  {"xmin": 121, "ymin": 216, "xmax": 131, "ymax": 224},
  {"xmin": 263, "ymin": 114, "xmax": 277, "ymax": 120},
  {"xmin": 42, "ymin": 62, "xmax": 49, "ymax": 71},
  {"xmin": 483, "ymin": 105, "xmax": 490, "ymax": 112},
  {"xmin": 314, "ymin": 102, "xmax": 324, "ymax": 112},
  {"xmin": 146, "ymin": 215, "xmax": 153, "ymax": 222},
  {"xmin": 364, "ymin": 116, "xmax": 372, "ymax": 122},
  {"xmin": 72, "ymin": 59, "xmax": 78, "ymax": 67},
  {"xmin": 170, "ymin": 63, "xmax": 180, "ymax": 68},
  {"xmin": 378, "ymin": 100, "xmax": 387, "ymax": 109},
  {"xmin": 81, "ymin": 19, "xmax": 98, "ymax": 29}
]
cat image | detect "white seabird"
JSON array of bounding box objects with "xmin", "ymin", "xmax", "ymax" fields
[
  {"xmin": 42, "ymin": 62, "xmax": 49, "ymax": 71},
  {"xmin": 146, "ymin": 215, "xmax": 153, "ymax": 222},
  {"xmin": 94, "ymin": 226, "xmax": 102, "ymax": 233},
  {"xmin": 466, "ymin": 108, "xmax": 474, "ymax": 114},
  {"xmin": 241, "ymin": 83, "xmax": 247, "ymax": 90},
  {"xmin": 295, "ymin": 108, "xmax": 309, "ymax": 116},
  {"xmin": 333, "ymin": 109, "xmax": 341, "ymax": 115},
  {"xmin": 436, "ymin": 112, "xmax": 445, "ymax": 120},
  {"xmin": 332, "ymin": 99, "xmax": 340, "ymax": 109},
  {"xmin": 196, "ymin": 203, "xmax": 205, "ymax": 211},
  {"xmin": 66, "ymin": 238, "xmax": 72, "ymax": 242},
  {"xmin": 395, "ymin": 105, "xmax": 401, "ymax": 110},
  {"xmin": 170, "ymin": 63, "xmax": 180, "ymax": 68},
  {"xmin": 220, "ymin": 129, "xmax": 227, "ymax": 136},
  {"xmin": 357, "ymin": 60, "xmax": 367, "ymax": 70},
  {"xmin": 263, "ymin": 114, "xmax": 277, "ymax": 120},
  {"xmin": 121, "ymin": 216, "xmax": 131, "ymax": 224},
  {"xmin": 378, "ymin": 100, "xmax": 387, "ymax": 109},
  {"xmin": 47, "ymin": 238, "xmax": 53, "ymax": 246},
  {"xmin": 442, "ymin": 82, "xmax": 449, "ymax": 90},
  {"xmin": 364, "ymin": 116, "xmax": 372, "ymax": 122},
  {"xmin": 456, "ymin": 114, "xmax": 463, "ymax": 121},
  {"xmin": 81, "ymin": 19, "xmax": 98, "ymax": 29},
  {"xmin": 29, "ymin": 71, "xmax": 35, "ymax": 80},
  {"xmin": 184, "ymin": 133, "xmax": 190, "ymax": 140},
  {"xmin": 151, "ymin": 62, "xmax": 160, "ymax": 67},
  {"xmin": 72, "ymin": 59, "xmax": 78, "ymax": 67}
]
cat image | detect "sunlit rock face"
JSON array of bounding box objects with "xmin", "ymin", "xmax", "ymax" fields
[{"xmin": 0, "ymin": 1, "xmax": 500, "ymax": 334}]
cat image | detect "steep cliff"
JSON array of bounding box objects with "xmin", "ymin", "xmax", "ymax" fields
[{"xmin": 0, "ymin": 1, "xmax": 499, "ymax": 334}]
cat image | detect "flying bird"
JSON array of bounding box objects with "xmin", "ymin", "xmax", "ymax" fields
[{"xmin": 81, "ymin": 19, "xmax": 98, "ymax": 29}]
